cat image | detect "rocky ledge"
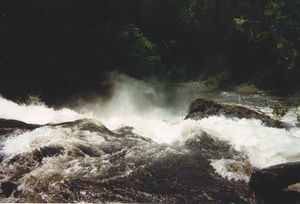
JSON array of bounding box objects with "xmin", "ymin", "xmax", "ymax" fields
[{"xmin": 185, "ymin": 98, "xmax": 286, "ymax": 128}]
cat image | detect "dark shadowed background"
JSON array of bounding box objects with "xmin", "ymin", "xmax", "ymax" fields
[{"xmin": 1, "ymin": 0, "xmax": 300, "ymax": 104}]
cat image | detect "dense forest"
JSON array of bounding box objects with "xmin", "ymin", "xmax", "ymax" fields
[{"xmin": 2, "ymin": 0, "xmax": 300, "ymax": 102}]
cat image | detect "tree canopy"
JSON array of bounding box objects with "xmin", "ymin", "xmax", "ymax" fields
[{"xmin": 1, "ymin": 0, "xmax": 300, "ymax": 102}]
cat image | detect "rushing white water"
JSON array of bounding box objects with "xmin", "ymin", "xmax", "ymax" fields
[
  {"xmin": 99, "ymin": 114, "xmax": 300, "ymax": 168},
  {"xmin": 0, "ymin": 74, "xmax": 300, "ymax": 173},
  {"xmin": 1, "ymin": 126, "xmax": 106, "ymax": 157},
  {"xmin": 210, "ymin": 159, "xmax": 250, "ymax": 182},
  {"xmin": 0, "ymin": 95, "xmax": 86, "ymax": 124}
]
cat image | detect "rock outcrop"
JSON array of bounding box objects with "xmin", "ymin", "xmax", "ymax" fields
[
  {"xmin": 250, "ymin": 162, "xmax": 300, "ymax": 203},
  {"xmin": 185, "ymin": 98, "xmax": 286, "ymax": 128},
  {"xmin": 0, "ymin": 119, "xmax": 40, "ymax": 139}
]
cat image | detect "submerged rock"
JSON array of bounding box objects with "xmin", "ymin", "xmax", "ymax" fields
[{"xmin": 185, "ymin": 98, "xmax": 285, "ymax": 128}]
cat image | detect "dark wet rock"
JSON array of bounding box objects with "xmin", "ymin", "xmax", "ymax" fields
[
  {"xmin": 74, "ymin": 144, "xmax": 101, "ymax": 157},
  {"xmin": 185, "ymin": 98, "xmax": 285, "ymax": 128},
  {"xmin": 1, "ymin": 181, "xmax": 17, "ymax": 197},
  {"xmin": 250, "ymin": 162, "xmax": 300, "ymax": 203},
  {"xmin": 15, "ymin": 154, "xmax": 250, "ymax": 203},
  {"xmin": 8, "ymin": 146, "xmax": 64, "ymax": 165},
  {"xmin": 184, "ymin": 132, "xmax": 242, "ymax": 159},
  {"xmin": 4, "ymin": 155, "xmax": 45, "ymax": 181},
  {"xmin": 0, "ymin": 119, "xmax": 40, "ymax": 138},
  {"xmin": 0, "ymin": 118, "xmax": 112, "ymax": 137},
  {"xmin": 114, "ymin": 126, "xmax": 154, "ymax": 143},
  {"xmin": 134, "ymin": 155, "xmax": 243, "ymax": 203},
  {"xmin": 51, "ymin": 118, "xmax": 114, "ymax": 135},
  {"xmin": 0, "ymin": 119, "xmax": 39, "ymax": 130},
  {"xmin": 184, "ymin": 132, "xmax": 252, "ymax": 177},
  {"xmin": 2, "ymin": 146, "xmax": 64, "ymax": 183},
  {"xmin": 32, "ymin": 146, "xmax": 65, "ymax": 163}
]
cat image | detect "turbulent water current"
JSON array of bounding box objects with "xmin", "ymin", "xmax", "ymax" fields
[{"xmin": 0, "ymin": 75, "xmax": 300, "ymax": 203}]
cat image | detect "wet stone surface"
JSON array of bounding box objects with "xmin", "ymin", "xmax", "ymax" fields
[
  {"xmin": 185, "ymin": 98, "xmax": 286, "ymax": 128},
  {"xmin": 0, "ymin": 118, "xmax": 252, "ymax": 203}
]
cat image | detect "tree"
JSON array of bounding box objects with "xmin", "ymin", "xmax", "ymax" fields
[{"xmin": 119, "ymin": 24, "xmax": 161, "ymax": 77}]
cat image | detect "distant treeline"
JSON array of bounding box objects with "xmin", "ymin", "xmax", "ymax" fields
[{"xmin": 1, "ymin": 0, "xmax": 300, "ymax": 102}]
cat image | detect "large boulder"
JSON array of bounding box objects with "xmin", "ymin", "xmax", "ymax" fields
[
  {"xmin": 185, "ymin": 98, "xmax": 285, "ymax": 128},
  {"xmin": 249, "ymin": 162, "xmax": 300, "ymax": 203}
]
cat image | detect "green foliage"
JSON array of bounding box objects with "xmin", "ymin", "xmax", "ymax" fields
[
  {"xmin": 26, "ymin": 95, "xmax": 43, "ymax": 105},
  {"xmin": 234, "ymin": 0, "xmax": 300, "ymax": 70},
  {"xmin": 179, "ymin": 7, "xmax": 195, "ymax": 25},
  {"xmin": 120, "ymin": 24, "xmax": 161, "ymax": 77},
  {"xmin": 233, "ymin": 17, "xmax": 248, "ymax": 31},
  {"xmin": 272, "ymin": 101, "xmax": 286, "ymax": 120},
  {"xmin": 2, "ymin": 0, "xmax": 300, "ymax": 101}
]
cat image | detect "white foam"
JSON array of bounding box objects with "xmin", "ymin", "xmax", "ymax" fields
[
  {"xmin": 99, "ymin": 114, "xmax": 300, "ymax": 169},
  {"xmin": 1, "ymin": 97, "xmax": 300, "ymax": 170},
  {"xmin": 282, "ymin": 108, "xmax": 300, "ymax": 127},
  {"xmin": 0, "ymin": 96, "xmax": 86, "ymax": 125},
  {"xmin": 1, "ymin": 126, "xmax": 105, "ymax": 157},
  {"xmin": 210, "ymin": 159, "xmax": 250, "ymax": 182},
  {"xmin": 192, "ymin": 116, "xmax": 300, "ymax": 168},
  {"xmin": 1, "ymin": 74, "xmax": 300, "ymax": 172}
]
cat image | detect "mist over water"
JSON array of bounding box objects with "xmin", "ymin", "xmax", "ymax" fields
[
  {"xmin": 1, "ymin": 73, "xmax": 300, "ymax": 171},
  {"xmin": 72, "ymin": 74, "xmax": 300, "ymax": 168}
]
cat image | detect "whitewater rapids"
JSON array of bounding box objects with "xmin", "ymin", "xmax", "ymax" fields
[
  {"xmin": 1, "ymin": 76, "xmax": 300, "ymax": 171},
  {"xmin": 0, "ymin": 75, "xmax": 300, "ymax": 202}
]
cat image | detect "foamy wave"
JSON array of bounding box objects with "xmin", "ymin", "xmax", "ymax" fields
[
  {"xmin": 193, "ymin": 116, "xmax": 300, "ymax": 168},
  {"xmin": 2, "ymin": 113, "xmax": 300, "ymax": 169},
  {"xmin": 282, "ymin": 108, "xmax": 300, "ymax": 127},
  {"xmin": 210, "ymin": 159, "xmax": 250, "ymax": 182},
  {"xmin": 0, "ymin": 96, "xmax": 86, "ymax": 124}
]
